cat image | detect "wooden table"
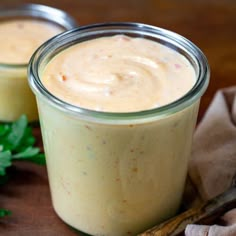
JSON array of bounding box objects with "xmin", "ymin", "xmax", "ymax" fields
[{"xmin": 0, "ymin": 0, "xmax": 235, "ymax": 235}]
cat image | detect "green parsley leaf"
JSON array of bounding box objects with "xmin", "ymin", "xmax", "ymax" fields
[
  {"xmin": 0, "ymin": 150, "xmax": 12, "ymax": 176},
  {"xmin": 1, "ymin": 115, "xmax": 27, "ymax": 151},
  {"xmin": 14, "ymin": 126, "xmax": 36, "ymax": 153},
  {"xmin": 0, "ymin": 209, "xmax": 11, "ymax": 217},
  {"xmin": 0, "ymin": 124, "xmax": 10, "ymax": 137},
  {"xmin": 0, "ymin": 115, "xmax": 45, "ymax": 166},
  {"xmin": 24, "ymin": 153, "xmax": 46, "ymax": 165},
  {"xmin": 0, "ymin": 115, "xmax": 46, "ymax": 217},
  {"xmin": 13, "ymin": 146, "xmax": 40, "ymax": 159},
  {"xmin": 12, "ymin": 146, "xmax": 46, "ymax": 165}
]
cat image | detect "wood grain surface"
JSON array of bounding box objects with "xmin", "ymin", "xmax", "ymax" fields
[{"xmin": 0, "ymin": 0, "xmax": 235, "ymax": 235}]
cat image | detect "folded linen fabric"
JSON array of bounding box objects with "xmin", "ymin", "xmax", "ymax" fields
[{"xmin": 185, "ymin": 87, "xmax": 236, "ymax": 236}]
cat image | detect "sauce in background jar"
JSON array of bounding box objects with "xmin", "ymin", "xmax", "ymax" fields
[{"xmin": 0, "ymin": 4, "xmax": 77, "ymax": 122}]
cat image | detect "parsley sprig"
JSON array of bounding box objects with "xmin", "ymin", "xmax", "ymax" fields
[{"xmin": 0, "ymin": 115, "xmax": 45, "ymax": 217}]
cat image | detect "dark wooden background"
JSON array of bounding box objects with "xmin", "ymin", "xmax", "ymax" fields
[{"xmin": 0, "ymin": 0, "xmax": 235, "ymax": 235}]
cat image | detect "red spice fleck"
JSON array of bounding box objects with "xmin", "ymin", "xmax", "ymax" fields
[
  {"xmin": 85, "ymin": 125, "xmax": 92, "ymax": 130},
  {"xmin": 174, "ymin": 63, "xmax": 181, "ymax": 69},
  {"xmin": 116, "ymin": 178, "xmax": 120, "ymax": 182},
  {"xmin": 126, "ymin": 231, "xmax": 132, "ymax": 235},
  {"xmin": 116, "ymin": 74, "xmax": 124, "ymax": 81},
  {"xmin": 132, "ymin": 168, "xmax": 138, "ymax": 173},
  {"xmin": 130, "ymin": 149, "xmax": 134, "ymax": 153},
  {"xmin": 62, "ymin": 75, "xmax": 67, "ymax": 81},
  {"xmin": 122, "ymin": 200, "xmax": 127, "ymax": 203},
  {"xmin": 129, "ymin": 124, "xmax": 134, "ymax": 128},
  {"xmin": 17, "ymin": 23, "xmax": 24, "ymax": 29}
]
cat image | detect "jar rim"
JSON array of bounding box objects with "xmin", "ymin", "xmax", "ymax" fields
[
  {"xmin": 28, "ymin": 22, "xmax": 210, "ymax": 124},
  {"xmin": 0, "ymin": 3, "xmax": 77, "ymax": 68}
]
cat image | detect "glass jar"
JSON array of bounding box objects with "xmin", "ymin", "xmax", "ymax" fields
[
  {"xmin": 28, "ymin": 23, "xmax": 210, "ymax": 236},
  {"xmin": 0, "ymin": 3, "xmax": 77, "ymax": 122}
]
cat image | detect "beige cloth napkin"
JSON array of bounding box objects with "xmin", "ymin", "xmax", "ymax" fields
[{"xmin": 185, "ymin": 86, "xmax": 236, "ymax": 236}]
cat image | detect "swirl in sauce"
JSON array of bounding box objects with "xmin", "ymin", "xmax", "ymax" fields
[{"xmin": 42, "ymin": 35, "xmax": 196, "ymax": 112}]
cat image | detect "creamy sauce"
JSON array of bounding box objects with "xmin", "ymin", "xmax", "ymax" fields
[
  {"xmin": 0, "ymin": 19, "xmax": 63, "ymax": 64},
  {"xmin": 38, "ymin": 35, "xmax": 199, "ymax": 235},
  {"xmin": 0, "ymin": 19, "xmax": 64, "ymax": 122},
  {"xmin": 42, "ymin": 35, "xmax": 196, "ymax": 112},
  {"xmin": 39, "ymin": 100, "xmax": 199, "ymax": 236}
]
